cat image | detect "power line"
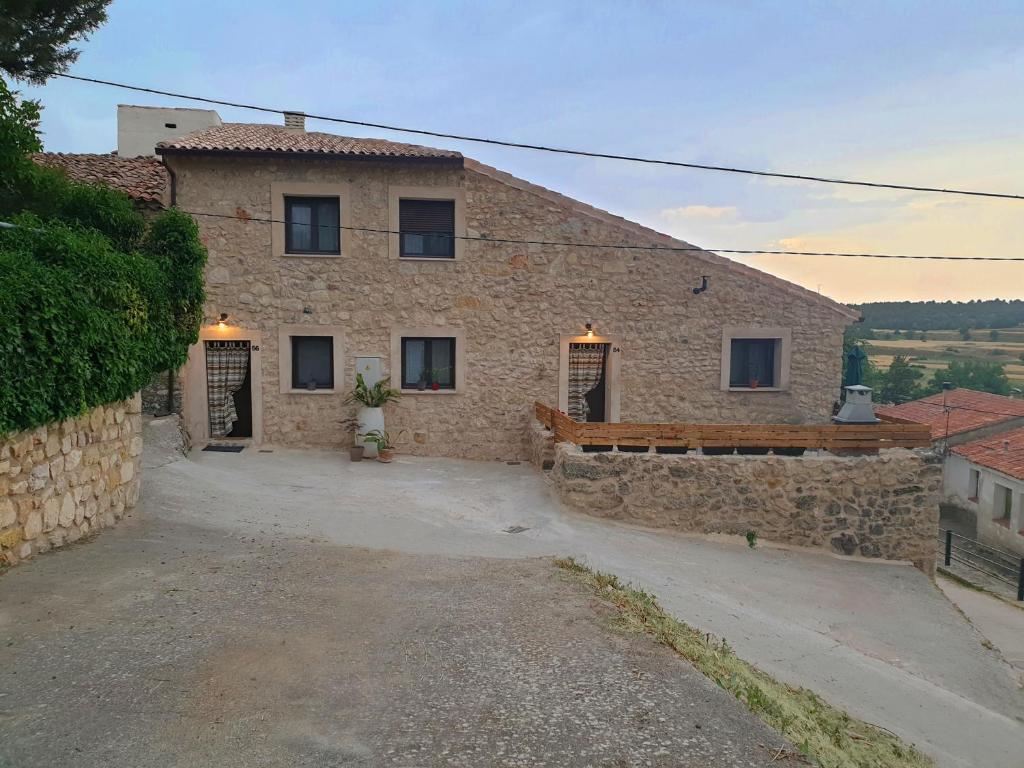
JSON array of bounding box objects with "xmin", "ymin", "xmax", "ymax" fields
[
  {"xmin": 172, "ymin": 210, "xmax": 1024, "ymax": 262},
  {"xmin": 54, "ymin": 73, "xmax": 1024, "ymax": 203}
]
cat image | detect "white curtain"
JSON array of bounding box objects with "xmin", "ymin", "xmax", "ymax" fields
[{"xmin": 568, "ymin": 343, "xmax": 607, "ymax": 421}]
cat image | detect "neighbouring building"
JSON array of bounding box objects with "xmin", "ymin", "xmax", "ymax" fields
[
  {"xmin": 878, "ymin": 388, "xmax": 1024, "ymax": 554},
  {"xmin": 48, "ymin": 105, "xmax": 860, "ymax": 460},
  {"xmin": 945, "ymin": 426, "xmax": 1024, "ymax": 555},
  {"xmin": 875, "ymin": 388, "xmax": 1024, "ymax": 447}
]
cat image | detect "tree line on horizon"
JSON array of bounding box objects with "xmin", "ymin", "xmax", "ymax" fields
[{"xmin": 851, "ymin": 299, "xmax": 1024, "ymax": 332}]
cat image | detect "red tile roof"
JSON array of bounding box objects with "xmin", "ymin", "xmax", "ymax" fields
[
  {"xmin": 33, "ymin": 152, "xmax": 169, "ymax": 204},
  {"xmin": 875, "ymin": 389, "xmax": 1024, "ymax": 440},
  {"xmin": 953, "ymin": 425, "xmax": 1024, "ymax": 481},
  {"xmin": 156, "ymin": 123, "xmax": 462, "ymax": 162}
]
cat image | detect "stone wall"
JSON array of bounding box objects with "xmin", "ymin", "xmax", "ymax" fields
[
  {"xmin": 169, "ymin": 152, "xmax": 854, "ymax": 459},
  {"xmin": 549, "ymin": 441, "xmax": 942, "ymax": 573},
  {"xmin": 527, "ymin": 420, "xmax": 556, "ymax": 470},
  {"xmin": 141, "ymin": 369, "xmax": 182, "ymax": 416},
  {"xmin": 0, "ymin": 396, "xmax": 143, "ymax": 567}
]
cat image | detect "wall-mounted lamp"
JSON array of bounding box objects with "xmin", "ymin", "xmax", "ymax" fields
[
  {"xmin": 585, "ymin": 322, "xmax": 594, "ymax": 339},
  {"xmin": 217, "ymin": 312, "xmax": 229, "ymax": 329},
  {"xmin": 692, "ymin": 276, "xmax": 709, "ymax": 295}
]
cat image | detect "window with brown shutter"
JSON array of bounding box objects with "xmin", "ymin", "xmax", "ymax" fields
[{"xmin": 399, "ymin": 198, "xmax": 455, "ymax": 258}]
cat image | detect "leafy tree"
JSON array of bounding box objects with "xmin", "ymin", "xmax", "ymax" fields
[
  {"xmin": 853, "ymin": 299, "xmax": 1024, "ymax": 332},
  {"xmin": 959, "ymin": 326, "xmax": 972, "ymax": 341},
  {"xmin": 989, "ymin": 329, "xmax": 1000, "ymax": 341},
  {"xmin": 924, "ymin": 360, "xmax": 1011, "ymax": 396},
  {"xmin": 876, "ymin": 355, "xmax": 924, "ymax": 404},
  {"xmin": 0, "ymin": 1, "xmax": 112, "ymax": 83}
]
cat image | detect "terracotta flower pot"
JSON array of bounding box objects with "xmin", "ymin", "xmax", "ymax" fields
[
  {"xmin": 377, "ymin": 448, "xmax": 394, "ymax": 463},
  {"xmin": 431, "ymin": 382, "xmax": 441, "ymax": 391},
  {"xmin": 349, "ymin": 445, "xmax": 364, "ymax": 462}
]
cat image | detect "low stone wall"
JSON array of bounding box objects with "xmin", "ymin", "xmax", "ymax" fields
[
  {"xmin": 526, "ymin": 421, "xmax": 555, "ymax": 470},
  {"xmin": 0, "ymin": 395, "xmax": 143, "ymax": 567},
  {"xmin": 550, "ymin": 441, "xmax": 942, "ymax": 573}
]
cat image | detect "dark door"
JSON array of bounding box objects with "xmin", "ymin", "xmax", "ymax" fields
[{"xmin": 568, "ymin": 342, "xmax": 609, "ymax": 422}]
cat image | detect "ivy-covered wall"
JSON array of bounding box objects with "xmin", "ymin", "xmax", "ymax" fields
[{"xmin": 0, "ymin": 79, "xmax": 206, "ymax": 436}]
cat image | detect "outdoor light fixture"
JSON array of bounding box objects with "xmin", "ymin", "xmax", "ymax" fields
[
  {"xmin": 585, "ymin": 322, "xmax": 594, "ymax": 338},
  {"xmin": 692, "ymin": 276, "xmax": 709, "ymax": 295},
  {"xmin": 217, "ymin": 312, "xmax": 229, "ymax": 328}
]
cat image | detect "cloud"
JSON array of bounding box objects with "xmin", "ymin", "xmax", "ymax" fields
[{"xmin": 660, "ymin": 204, "xmax": 738, "ymax": 220}]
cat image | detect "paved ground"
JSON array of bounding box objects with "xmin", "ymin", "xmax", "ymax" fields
[
  {"xmin": 4, "ymin": 437, "xmax": 1024, "ymax": 767},
  {"xmin": 0, "ymin": 513, "xmax": 801, "ymax": 768},
  {"xmin": 938, "ymin": 576, "xmax": 1024, "ymax": 675}
]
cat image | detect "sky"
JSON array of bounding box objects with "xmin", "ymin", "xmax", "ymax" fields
[{"xmin": 21, "ymin": 0, "xmax": 1024, "ymax": 304}]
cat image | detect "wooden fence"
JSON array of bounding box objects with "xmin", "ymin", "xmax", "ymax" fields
[{"xmin": 534, "ymin": 402, "xmax": 932, "ymax": 451}]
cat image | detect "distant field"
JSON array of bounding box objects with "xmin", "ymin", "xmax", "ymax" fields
[{"xmin": 864, "ymin": 327, "xmax": 1024, "ymax": 387}]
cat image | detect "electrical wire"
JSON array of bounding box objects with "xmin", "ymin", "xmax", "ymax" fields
[{"xmin": 53, "ymin": 73, "xmax": 1024, "ymax": 203}]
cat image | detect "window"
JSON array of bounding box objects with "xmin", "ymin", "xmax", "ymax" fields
[
  {"xmin": 399, "ymin": 199, "xmax": 455, "ymax": 258},
  {"xmin": 401, "ymin": 337, "xmax": 455, "ymax": 389},
  {"xmin": 729, "ymin": 338, "xmax": 778, "ymax": 388},
  {"xmin": 284, "ymin": 196, "xmax": 340, "ymax": 254},
  {"xmin": 994, "ymin": 484, "xmax": 1012, "ymax": 526},
  {"xmin": 968, "ymin": 469, "xmax": 981, "ymax": 501},
  {"xmin": 291, "ymin": 336, "xmax": 334, "ymax": 390}
]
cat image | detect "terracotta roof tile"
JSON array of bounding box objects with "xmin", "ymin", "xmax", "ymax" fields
[
  {"xmin": 875, "ymin": 389, "xmax": 1024, "ymax": 440},
  {"xmin": 156, "ymin": 123, "xmax": 462, "ymax": 161},
  {"xmin": 33, "ymin": 152, "xmax": 169, "ymax": 205},
  {"xmin": 952, "ymin": 425, "xmax": 1024, "ymax": 481}
]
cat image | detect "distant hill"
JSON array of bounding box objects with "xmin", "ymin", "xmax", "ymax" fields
[{"xmin": 853, "ymin": 300, "xmax": 1024, "ymax": 331}]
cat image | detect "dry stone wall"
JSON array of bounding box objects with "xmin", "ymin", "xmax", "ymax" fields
[
  {"xmin": 549, "ymin": 441, "xmax": 942, "ymax": 573},
  {"xmin": 171, "ymin": 154, "xmax": 852, "ymax": 459},
  {"xmin": 0, "ymin": 396, "xmax": 142, "ymax": 567}
]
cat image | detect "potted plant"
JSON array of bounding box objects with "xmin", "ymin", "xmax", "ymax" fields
[
  {"xmin": 429, "ymin": 366, "xmax": 451, "ymax": 391},
  {"xmin": 345, "ymin": 374, "xmax": 401, "ymax": 458},
  {"xmin": 748, "ymin": 377, "xmax": 760, "ymax": 389},
  {"xmin": 361, "ymin": 429, "xmax": 400, "ymax": 463},
  {"xmin": 339, "ymin": 416, "xmax": 364, "ymax": 461}
]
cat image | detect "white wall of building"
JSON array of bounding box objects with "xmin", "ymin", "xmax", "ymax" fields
[
  {"xmin": 117, "ymin": 105, "xmax": 221, "ymax": 158},
  {"xmin": 944, "ymin": 453, "xmax": 1024, "ymax": 555}
]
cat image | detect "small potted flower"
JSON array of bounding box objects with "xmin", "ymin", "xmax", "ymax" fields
[
  {"xmin": 748, "ymin": 377, "xmax": 760, "ymax": 389},
  {"xmin": 361, "ymin": 429, "xmax": 402, "ymax": 463}
]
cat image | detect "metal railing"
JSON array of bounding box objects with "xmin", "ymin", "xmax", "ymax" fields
[{"xmin": 940, "ymin": 529, "xmax": 1024, "ymax": 600}]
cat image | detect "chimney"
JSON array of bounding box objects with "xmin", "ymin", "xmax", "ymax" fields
[
  {"xmin": 833, "ymin": 385, "xmax": 880, "ymax": 424},
  {"xmin": 284, "ymin": 111, "xmax": 306, "ymax": 130}
]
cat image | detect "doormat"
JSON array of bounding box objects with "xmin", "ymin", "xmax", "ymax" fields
[{"xmin": 203, "ymin": 444, "xmax": 245, "ymax": 453}]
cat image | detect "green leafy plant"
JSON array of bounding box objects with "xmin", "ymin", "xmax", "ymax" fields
[
  {"xmin": 745, "ymin": 530, "xmax": 758, "ymax": 549},
  {"xmin": 359, "ymin": 429, "xmax": 406, "ymax": 451},
  {"xmin": 345, "ymin": 373, "xmax": 401, "ymax": 408}
]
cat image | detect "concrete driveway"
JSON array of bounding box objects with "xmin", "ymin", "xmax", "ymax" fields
[{"xmin": 141, "ymin": 444, "xmax": 1024, "ymax": 768}]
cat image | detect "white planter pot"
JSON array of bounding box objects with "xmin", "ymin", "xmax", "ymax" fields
[{"xmin": 357, "ymin": 406, "xmax": 384, "ymax": 458}]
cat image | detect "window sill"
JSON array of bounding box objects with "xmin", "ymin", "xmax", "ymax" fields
[
  {"xmin": 282, "ymin": 252, "xmax": 343, "ymax": 259},
  {"xmin": 727, "ymin": 386, "xmax": 784, "ymax": 393},
  {"xmin": 285, "ymin": 388, "xmax": 338, "ymax": 396},
  {"xmin": 398, "ymin": 256, "xmax": 457, "ymax": 262},
  {"xmin": 994, "ymin": 518, "xmax": 1011, "ymax": 529},
  {"xmin": 967, "ymin": 496, "xmax": 979, "ymax": 503},
  {"xmin": 400, "ymin": 388, "xmax": 460, "ymax": 395}
]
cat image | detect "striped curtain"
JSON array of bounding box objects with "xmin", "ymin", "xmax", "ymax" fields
[
  {"xmin": 568, "ymin": 343, "xmax": 607, "ymax": 421},
  {"xmin": 206, "ymin": 343, "xmax": 249, "ymax": 438}
]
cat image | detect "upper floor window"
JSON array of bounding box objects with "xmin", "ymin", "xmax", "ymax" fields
[
  {"xmin": 399, "ymin": 198, "xmax": 455, "ymax": 258},
  {"xmin": 285, "ymin": 196, "xmax": 340, "ymax": 255},
  {"xmin": 729, "ymin": 338, "xmax": 778, "ymax": 389}
]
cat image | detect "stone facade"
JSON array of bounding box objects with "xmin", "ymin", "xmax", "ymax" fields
[
  {"xmin": 141, "ymin": 369, "xmax": 183, "ymax": 416},
  {"xmin": 168, "ymin": 151, "xmax": 855, "ymax": 459},
  {"xmin": 549, "ymin": 441, "xmax": 942, "ymax": 573},
  {"xmin": 0, "ymin": 396, "xmax": 143, "ymax": 567}
]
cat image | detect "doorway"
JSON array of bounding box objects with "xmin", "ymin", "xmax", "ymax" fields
[
  {"xmin": 205, "ymin": 340, "xmax": 252, "ymax": 439},
  {"xmin": 568, "ymin": 342, "xmax": 609, "ymax": 422}
]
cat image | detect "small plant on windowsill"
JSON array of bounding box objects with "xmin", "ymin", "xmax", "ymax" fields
[
  {"xmin": 428, "ymin": 366, "xmax": 452, "ymax": 391},
  {"xmin": 748, "ymin": 377, "xmax": 760, "ymax": 389}
]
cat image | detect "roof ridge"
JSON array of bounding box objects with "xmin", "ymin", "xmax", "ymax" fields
[{"xmin": 464, "ymin": 158, "xmax": 859, "ymax": 321}]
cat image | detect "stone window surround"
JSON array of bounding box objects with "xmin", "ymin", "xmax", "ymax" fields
[
  {"xmin": 720, "ymin": 326, "xmax": 792, "ymax": 392},
  {"xmin": 558, "ymin": 332, "xmax": 621, "ymax": 422},
  {"xmin": 278, "ymin": 324, "xmax": 346, "ymax": 395},
  {"xmin": 390, "ymin": 326, "xmax": 466, "ymax": 395},
  {"xmin": 388, "ymin": 185, "xmax": 466, "ymax": 261},
  {"xmin": 271, "ymin": 182, "xmax": 352, "ymax": 259}
]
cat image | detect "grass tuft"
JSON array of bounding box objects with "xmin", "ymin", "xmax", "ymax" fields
[{"xmin": 555, "ymin": 556, "xmax": 934, "ymax": 768}]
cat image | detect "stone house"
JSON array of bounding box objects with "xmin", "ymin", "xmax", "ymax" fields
[{"xmin": 79, "ymin": 106, "xmax": 858, "ymax": 460}]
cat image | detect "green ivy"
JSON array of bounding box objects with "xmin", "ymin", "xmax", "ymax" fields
[{"xmin": 0, "ymin": 79, "xmax": 206, "ymax": 435}]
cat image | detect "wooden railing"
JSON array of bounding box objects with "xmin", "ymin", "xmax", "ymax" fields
[{"xmin": 534, "ymin": 402, "xmax": 932, "ymax": 451}]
